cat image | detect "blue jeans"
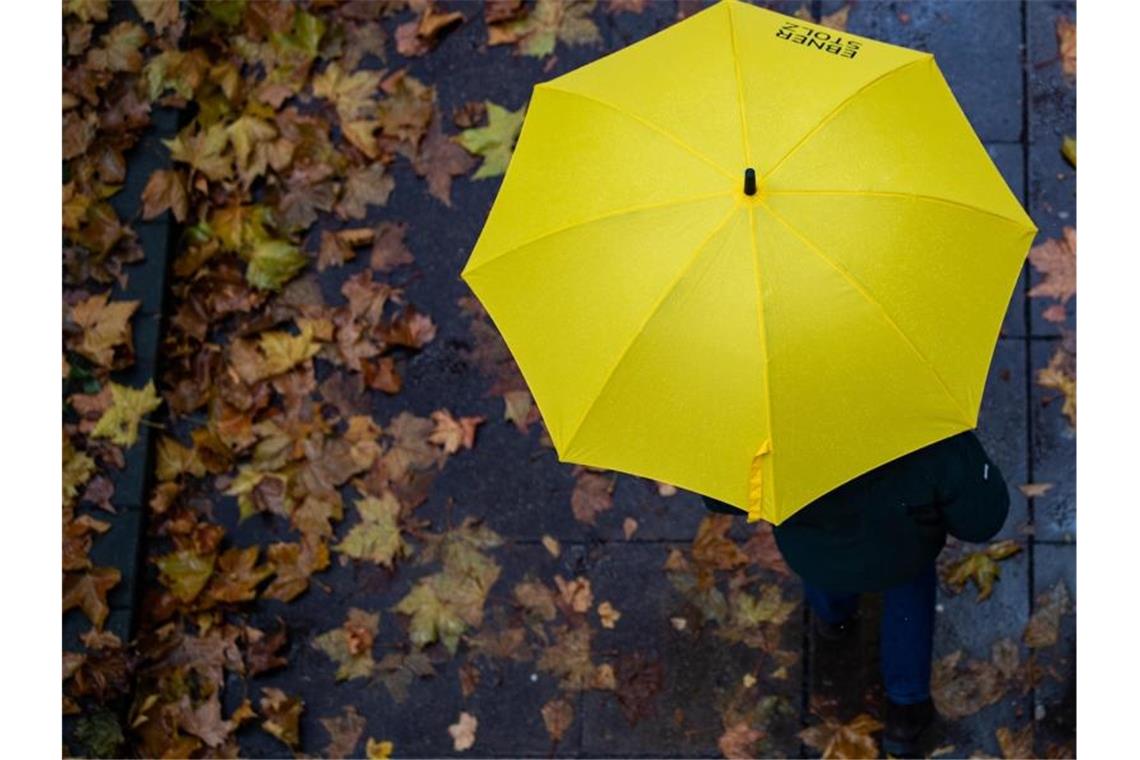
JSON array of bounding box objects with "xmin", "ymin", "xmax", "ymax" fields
[{"xmin": 803, "ymin": 565, "xmax": 937, "ymax": 705}]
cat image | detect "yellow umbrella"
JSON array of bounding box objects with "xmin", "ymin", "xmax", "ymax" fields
[{"xmin": 460, "ymin": 0, "xmax": 1036, "ymax": 525}]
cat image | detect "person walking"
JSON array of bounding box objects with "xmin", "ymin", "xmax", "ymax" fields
[{"xmin": 703, "ymin": 429, "xmax": 1010, "ymax": 756}]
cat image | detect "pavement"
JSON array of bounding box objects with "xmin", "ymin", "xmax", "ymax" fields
[{"xmin": 109, "ymin": 1, "xmax": 1078, "ymax": 757}]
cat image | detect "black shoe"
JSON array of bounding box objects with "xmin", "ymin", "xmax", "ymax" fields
[
  {"xmin": 882, "ymin": 698, "xmax": 934, "ymax": 758},
  {"xmin": 811, "ymin": 611, "xmax": 857, "ymax": 643}
]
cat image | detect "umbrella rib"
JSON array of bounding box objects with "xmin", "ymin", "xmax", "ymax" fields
[
  {"xmin": 537, "ymin": 84, "xmax": 735, "ymax": 180},
  {"xmin": 760, "ymin": 201, "xmax": 975, "ymax": 426},
  {"xmin": 766, "ymin": 189, "xmax": 1035, "ymax": 231},
  {"xmin": 462, "ymin": 190, "xmax": 734, "ymax": 277},
  {"xmin": 726, "ymin": 0, "xmax": 753, "ymax": 166},
  {"xmin": 745, "ymin": 206, "xmax": 776, "ymax": 509},
  {"xmin": 562, "ymin": 205, "xmax": 743, "ymax": 454},
  {"xmin": 763, "ymin": 56, "xmax": 930, "ymax": 182}
]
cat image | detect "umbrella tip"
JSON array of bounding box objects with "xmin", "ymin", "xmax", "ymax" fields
[{"xmin": 744, "ymin": 168, "xmax": 757, "ymax": 196}]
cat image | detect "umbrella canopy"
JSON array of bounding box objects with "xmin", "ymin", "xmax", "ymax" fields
[{"xmin": 460, "ymin": 0, "xmax": 1036, "ymax": 524}]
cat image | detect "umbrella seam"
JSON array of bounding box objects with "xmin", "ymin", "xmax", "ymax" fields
[
  {"xmin": 537, "ymin": 84, "xmax": 736, "ymax": 181},
  {"xmin": 561, "ymin": 205, "xmax": 743, "ymax": 456},
  {"xmin": 760, "ymin": 201, "xmax": 975, "ymax": 426},
  {"xmin": 763, "ymin": 56, "xmax": 931, "ymax": 181},
  {"xmin": 726, "ymin": 0, "xmax": 753, "ymax": 167},
  {"xmin": 766, "ymin": 189, "xmax": 1035, "ymax": 231},
  {"xmin": 746, "ymin": 206, "xmax": 777, "ymax": 514},
  {"xmin": 462, "ymin": 190, "xmax": 735, "ymax": 278}
]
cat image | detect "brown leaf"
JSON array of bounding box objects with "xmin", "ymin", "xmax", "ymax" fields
[
  {"xmin": 259, "ymin": 687, "xmax": 304, "ymax": 750},
  {"xmin": 541, "ymin": 697, "xmax": 574, "ymax": 742},
  {"xmin": 692, "ymin": 514, "xmax": 748, "ymax": 571},
  {"xmin": 571, "ymin": 470, "xmax": 614, "ymax": 525},
  {"xmin": 1037, "ymin": 339, "xmax": 1076, "ymax": 428},
  {"xmin": 931, "ymin": 650, "xmax": 1006, "ymax": 719},
  {"xmin": 336, "ymin": 164, "xmax": 395, "ymax": 220},
  {"xmin": 141, "ymin": 168, "xmax": 188, "ymax": 222},
  {"xmin": 321, "ymin": 705, "xmax": 367, "ymax": 759},
  {"xmin": 799, "ymin": 713, "xmax": 884, "ymax": 759},
  {"xmin": 1024, "ymin": 581, "xmax": 1071, "ymax": 649},
  {"xmin": 448, "ymin": 711, "xmax": 478, "ymax": 751},
  {"xmin": 1028, "ymin": 227, "xmax": 1076, "ymax": 304},
  {"xmin": 1056, "ymin": 17, "xmax": 1075, "ymax": 78},
  {"xmin": 996, "ymin": 723, "xmax": 1035, "ymax": 759},
  {"xmin": 409, "ymin": 111, "xmax": 476, "ymax": 206},
  {"xmin": 429, "ymin": 409, "xmax": 484, "ymax": 454},
  {"xmin": 63, "ymin": 566, "xmax": 121, "ymax": 628},
  {"xmin": 69, "ymin": 292, "xmax": 138, "ymax": 367},
  {"xmin": 720, "ymin": 721, "xmax": 764, "ymax": 759},
  {"xmin": 1018, "ymin": 482, "xmax": 1055, "ymax": 498},
  {"xmin": 370, "ymin": 221, "xmax": 414, "ymax": 271}
]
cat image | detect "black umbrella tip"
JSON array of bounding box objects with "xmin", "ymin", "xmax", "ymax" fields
[{"xmin": 744, "ymin": 168, "xmax": 757, "ymax": 196}]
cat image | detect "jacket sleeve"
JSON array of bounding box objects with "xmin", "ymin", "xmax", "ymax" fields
[{"xmin": 936, "ymin": 432, "xmax": 1011, "ymax": 542}]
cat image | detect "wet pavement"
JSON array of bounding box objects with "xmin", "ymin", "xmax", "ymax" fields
[{"xmin": 94, "ymin": 1, "xmax": 1077, "ymax": 757}]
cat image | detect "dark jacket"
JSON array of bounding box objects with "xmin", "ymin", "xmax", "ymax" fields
[{"xmin": 703, "ymin": 431, "xmax": 1010, "ymax": 594}]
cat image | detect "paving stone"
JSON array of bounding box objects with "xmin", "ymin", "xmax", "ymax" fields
[
  {"xmin": 1029, "ymin": 338, "xmax": 1076, "ymax": 542},
  {"xmin": 933, "ymin": 546, "xmax": 1032, "ymax": 758},
  {"xmin": 1031, "ymin": 542, "xmax": 1076, "ymax": 757},
  {"xmin": 1026, "ymin": 1, "xmax": 1076, "ymax": 147},
  {"xmin": 985, "ymin": 143, "xmax": 1029, "ymax": 338},
  {"xmin": 1026, "ymin": 138, "xmax": 1076, "ymax": 337},
  {"xmin": 85, "ymin": 506, "xmax": 146, "ymax": 612},
  {"xmin": 977, "ymin": 338, "xmax": 1029, "ymax": 540},
  {"xmin": 841, "ymin": 1, "xmax": 1023, "ymax": 142},
  {"xmin": 230, "ymin": 543, "xmax": 588, "ymax": 758},
  {"xmin": 579, "ymin": 542, "xmax": 803, "ymax": 758},
  {"xmin": 114, "ymin": 221, "xmax": 175, "ymax": 317}
]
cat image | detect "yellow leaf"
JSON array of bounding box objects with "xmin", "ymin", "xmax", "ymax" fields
[{"xmin": 90, "ymin": 381, "xmax": 162, "ymax": 447}]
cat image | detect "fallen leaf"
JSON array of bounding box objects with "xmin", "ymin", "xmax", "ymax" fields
[
  {"xmin": 320, "ymin": 705, "xmax": 366, "ymax": 759},
  {"xmin": 541, "ymin": 697, "xmax": 574, "ymax": 742},
  {"xmin": 597, "ymin": 601, "xmax": 621, "ymax": 629},
  {"xmin": 90, "ymin": 381, "xmax": 162, "ymax": 447},
  {"xmin": 141, "ymin": 168, "xmax": 188, "ymax": 222},
  {"xmin": 370, "ymin": 221, "xmax": 414, "ymax": 271},
  {"xmin": 456, "ymin": 101, "xmax": 526, "ymax": 179},
  {"xmin": 69, "ymin": 292, "xmax": 138, "ymax": 367},
  {"xmin": 334, "ymin": 492, "xmax": 411, "ymax": 568},
  {"xmin": 429, "ymin": 409, "xmax": 484, "ymax": 454},
  {"xmin": 1024, "ymin": 581, "xmax": 1071, "ymax": 648},
  {"xmin": 623, "ymin": 517, "xmax": 638, "ymax": 539},
  {"xmin": 63, "ymin": 566, "xmax": 121, "ymax": 628},
  {"xmin": 996, "ymin": 723, "xmax": 1035, "ymax": 759},
  {"xmin": 259, "ymin": 687, "xmax": 303, "ymax": 750},
  {"xmin": 799, "ymin": 713, "xmax": 883, "ymax": 759},
  {"xmin": 489, "ymin": 0, "xmax": 601, "ymax": 58},
  {"xmin": 720, "ymin": 721, "xmax": 764, "ymax": 759},
  {"xmin": 1061, "ymin": 135, "xmax": 1076, "ymax": 167},
  {"xmin": 931, "ymin": 650, "xmax": 1006, "ymax": 719},
  {"xmin": 571, "ymin": 470, "xmax": 614, "ymax": 525},
  {"xmin": 820, "ymin": 4, "xmax": 850, "ymax": 31},
  {"xmin": 154, "ymin": 549, "xmax": 217, "ymax": 603},
  {"xmin": 366, "ymin": 738, "xmax": 394, "ymax": 759},
  {"xmin": 1037, "ymin": 339, "xmax": 1076, "ymax": 428},
  {"xmin": 1028, "ymin": 227, "xmax": 1076, "ymax": 304},
  {"xmin": 448, "ymin": 711, "xmax": 478, "ymax": 751},
  {"xmin": 1056, "ymin": 17, "xmax": 1075, "ymax": 78},
  {"xmin": 246, "ymin": 238, "xmax": 308, "ymax": 291},
  {"xmin": 554, "ymin": 574, "xmax": 594, "ymax": 614},
  {"xmin": 941, "ymin": 539, "xmax": 1022, "ymax": 601},
  {"xmin": 1018, "ymin": 483, "xmax": 1055, "ymax": 498},
  {"xmin": 409, "ymin": 111, "xmax": 475, "ymax": 206},
  {"xmin": 541, "ymin": 534, "xmax": 561, "ymax": 557},
  {"xmin": 313, "ymin": 608, "xmax": 381, "ymax": 680}
]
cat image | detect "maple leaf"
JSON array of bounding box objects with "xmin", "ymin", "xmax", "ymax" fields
[
  {"xmin": 63, "ymin": 566, "xmax": 120, "ymax": 628},
  {"xmin": 931, "ymin": 647, "xmax": 1010, "ymax": 719},
  {"xmin": 719, "ymin": 721, "xmax": 764, "ymax": 760},
  {"xmin": 318, "ymin": 228, "xmax": 372, "ymax": 271},
  {"xmin": 428, "ymin": 409, "xmax": 484, "ymax": 454},
  {"xmin": 65, "ymin": 0, "xmax": 109, "ymax": 23},
  {"xmin": 799, "ymin": 713, "xmax": 884, "ymax": 759},
  {"xmin": 1056, "ymin": 17, "xmax": 1075, "ymax": 78},
  {"xmin": 63, "ymin": 435, "xmax": 97, "ymax": 509},
  {"xmin": 336, "ymin": 163, "xmax": 394, "ymax": 220},
  {"xmin": 384, "ymin": 412, "xmax": 447, "ymax": 481},
  {"xmin": 164, "ymin": 122, "xmax": 233, "ymax": 181},
  {"xmin": 313, "ymin": 608, "xmax": 381, "ymax": 681},
  {"xmin": 141, "ymin": 168, "xmax": 188, "ymax": 222},
  {"xmin": 229, "ymin": 321, "xmax": 322, "ymax": 384},
  {"xmin": 245, "ymin": 238, "xmax": 308, "ymax": 291},
  {"xmin": 554, "ymin": 574, "xmax": 594, "ymax": 613},
  {"xmin": 730, "ymin": 584, "xmax": 798, "ymax": 627},
  {"xmin": 259, "ymin": 687, "xmax": 304, "ymax": 750},
  {"xmin": 321, "ymin": 705, "xmax": 367, "ymax": 760},
  {"xmin": 396, "ymin": 5, "xmax": 465, "ymax": 57},
  {"xmin": 205, "ymin": 546, "xmax": 274, "ymax": 604},
  {"xmin": 69, "ymin": 292, "xmax": 138, "ymax": 368},
  {"xmin": 820, "ymin": 4, "xmax": 850, "ymax": 31},
  {"xmin": 155, "ymin": 549, "xmax": 217, "ymax": 603},
  {"xmin": 89, "ymin": 21, "xmax": 147, "ymax": 73},
  {"xmin": 692, "ymin": 514, "xmax": 749, "ymax": 571},
  {"xmin": 490, "ymin": 0, "xmax": 601, "ymax": 59},
  {"xmin": 132, "ymin": 0, "xmax": 181, "ymax": 33},
  {"xmin": 541, "ymin": 697, "xmax": 574, "ymax": 742},
  {"xmin": 334, "ymin": 491, "xmax": 411, "ymax": 568},
  {"xmin": 941, "ymin": 539, "xmax": 1022, "ymax": 601},
  {"xmin": 448, "ymin": 711, "xmax": 478, "ymax": 752},
  {"xmin": 571, "ymin": 470, "xmax": 614, "ymax": 525},
  {"xmin": 409, "ymin": 111, "xmax": 475, "ymax": 206},
  {"xmin": 1024, "ymin": 580, "xmax": 1071, "ymax": 648},
  {"xmin": 1028, "ymin": 227, "xmax": 1076, "ymax": 305},
  {"xmin": 1037, "ymin": 338, "xmax": 1076, "ymax": 428},
  {"xmin": 377, "ymin": 70, "xmax": 435, "ymax": 146},
  {"xmin": 264, "ymin": 538, "xmax": 330, "ymax": 602},
  {"xmin": 371, "ymin": 221, "xmax": 414, "ymax": 271},
  {"xmin": 90, "ymin": 380, "xmax": 162, "ymax": 447},
  {"xmin": 312, "ymin": 62, "xmax": 382, "ymax": 122},
  {"xmin": 455, "ymin": 101, "xmax": 526, "ymax": 179},
  {"xmin": 514, "ymin": 578, "xmax": 559, "ymax": 621},
  {"xmin": 536, "ymin": 623, "xmax": 610, "ymax": 690},
  {"xmin": 226, "ymin": 115, "xmax": 278, "ymax": 186}
]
